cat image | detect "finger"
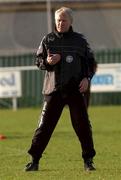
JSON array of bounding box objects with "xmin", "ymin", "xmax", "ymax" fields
[
  {"xmin": 47, "ymin": 49, "xmax": 50, "ymax": 55},
  {"xmin": 47, "ymin": 50, "xmax": 53, "ymax": 57}
]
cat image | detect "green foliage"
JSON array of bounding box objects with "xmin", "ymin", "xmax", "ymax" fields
[{"xmin": 0, "ymin": 106, "xmax": 121, "ymax": 180}]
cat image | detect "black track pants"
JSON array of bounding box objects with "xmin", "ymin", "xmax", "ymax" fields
[{"xmin": 28, "ymin": 91, "xmax": 96, "ymax": 161}]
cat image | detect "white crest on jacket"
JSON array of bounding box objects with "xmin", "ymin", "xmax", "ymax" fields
[{"xmin": 66, "ymin": 55, "xmax": 73, "ymax": 63}]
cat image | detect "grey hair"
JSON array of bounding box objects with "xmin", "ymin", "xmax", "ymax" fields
[{"xmin": 55, "ymin": 7, "xmax": 73, "ymax": 23}]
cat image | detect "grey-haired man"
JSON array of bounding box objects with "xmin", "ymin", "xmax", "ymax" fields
[{"xmin": 25, "ymin": 7, "xmax": 96, "ymax": 172}]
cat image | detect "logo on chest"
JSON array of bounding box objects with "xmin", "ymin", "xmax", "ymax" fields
[
  {"xmin": 48, "ymin": 35, "xmax": 55, "ymax": 42},
  {"xmin": 66, "ymin": 55, "xmax": 73, "ymax": 63}
]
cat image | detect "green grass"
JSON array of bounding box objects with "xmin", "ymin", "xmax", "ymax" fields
[{"xmin": 0, "ymin": 106, "xmax": 121, "ymax": 180}]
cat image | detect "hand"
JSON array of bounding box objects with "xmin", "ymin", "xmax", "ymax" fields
[
  {"xmin": 79, "ymin": 78, "xmax": 89, "ymax": 93},
  {"xmin": 47, "ymin": 50, "xmax": 61, "ymax": 65}
]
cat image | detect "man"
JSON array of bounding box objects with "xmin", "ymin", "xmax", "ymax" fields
[{"xmin": 25, "ymin": 7, "xmax": 96, "ymax": 172}]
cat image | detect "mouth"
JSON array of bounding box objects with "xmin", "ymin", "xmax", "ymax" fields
[{"xmin": 59, "ymin": 26, "xmax": 65, "ymax": 30}]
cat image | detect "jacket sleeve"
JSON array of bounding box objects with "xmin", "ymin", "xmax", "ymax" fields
[
  {"xmin": 35, "ymin": 36, "xmax": 54, "ymax": 71},
  {"xmin": 83, "ymin": 37, "xmax": 97, "ymax": 79}
]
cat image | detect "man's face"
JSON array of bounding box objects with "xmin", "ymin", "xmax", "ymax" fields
[{"xmin": 55, "ymin": 12, "xmax": 72, "ymax": 33}]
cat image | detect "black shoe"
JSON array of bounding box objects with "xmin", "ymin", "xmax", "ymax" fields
[
  {"xmin": 84, "ymin": 158, "xmax": 96, "ymax": 171},
  {"xmin": 24, "ymin": 162, "xmax": 39, "ymax": 171}
]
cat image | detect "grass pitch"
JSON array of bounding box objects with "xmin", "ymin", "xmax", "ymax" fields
[{"xmin": 0, "ymin": 106, "xmax": 121, "ymax": 180}]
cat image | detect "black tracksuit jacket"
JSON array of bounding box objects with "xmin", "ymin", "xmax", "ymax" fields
[{"xmin": 35, "ymin": 27, "xmax": 96, "ymax": 95}]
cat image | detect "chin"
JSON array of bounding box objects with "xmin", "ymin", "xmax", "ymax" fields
[
  {"xmin": 59, "ymin": 30, "xmax": 66, "ymax": 33},
  {"xmin": 57, "ymin": 28, "xmax": 65, "ymax": 32}
]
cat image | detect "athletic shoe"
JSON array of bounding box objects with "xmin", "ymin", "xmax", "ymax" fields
[
  {"xmin": 24, "ymin": 162, "xmax": 39, "ymax": 171},
  {"xmin": 84, "ymin": 158, "xmax": 96, "ymax": 171}
]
